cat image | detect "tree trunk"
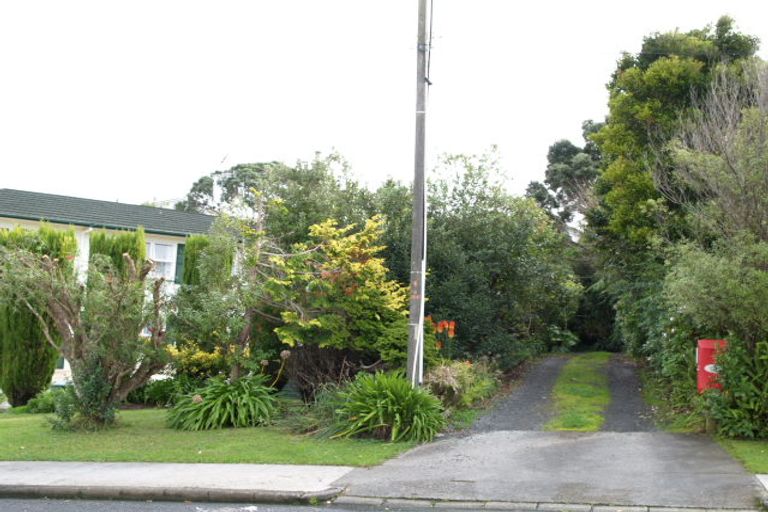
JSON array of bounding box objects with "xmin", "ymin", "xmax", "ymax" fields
[{"xmin": 229, "ymin": 309, "xmax": 255, "ymax": 382}]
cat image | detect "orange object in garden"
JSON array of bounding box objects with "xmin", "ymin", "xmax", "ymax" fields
[
  {"xmin": 697, "ymin": 339, "xmax": 728, "ymax": 393},
  {"xmin": 447, "ymin": 320, "xmax": 456, "ymax": 338}
]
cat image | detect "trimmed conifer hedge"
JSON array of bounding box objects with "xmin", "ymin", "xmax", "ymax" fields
[{"xmin": 0, "ymin": 225, "xmax": 77, "ymax": 406}]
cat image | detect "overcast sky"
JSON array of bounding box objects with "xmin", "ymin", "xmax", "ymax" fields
[{"xmin": 2, "ymin": 1, "xmax": 767, "ymax": 206}]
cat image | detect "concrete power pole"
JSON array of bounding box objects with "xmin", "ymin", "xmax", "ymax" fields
[{"xmin": 406, "ymin": 0, "xmax": 429, "ymax": 387}]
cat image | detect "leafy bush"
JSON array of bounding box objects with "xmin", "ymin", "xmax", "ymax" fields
[
  {"xmin": 181, "ymin": 235, "xmax": 213, "ymax": 286},
  {"xmin": 89, "ymin": 228, "xmax": 146, "ymax": 273},
  {"xmin": 545, "ymin": 326, "xmax": 579, "ymax": 352},
  {"xmin": 659, "ymin": 239, "xmax": 768, "ymax": 419},
  {"xmin": 171, "ymin": 345, "xmax": 228, "ymax": 381},
  {"xmin": 476, "ymin": 332, "xmax": 545, "ymax": 371},
  {"xmin": 332, "ymin": 372, "xmax": 445, "ymax": 443},
  {"xmin": 275, "ymin": 383, "xmax": 341, "ymax": 435},
  {"xmin": 25, "ymin": 388, "xmax": 67, "ymax": 414},
  {"xmin": 168, "ymin": 375, "xmax": 276, "ymax": 431},
  {"xmin": 707, "ymin": 340, "xmax": 768, "ymax": 439},
  {"xmin": 126, "ymin": 379, "xmax": 179, "ymax": 407},
  {"xmin": 665, "ymin": 240, "xmax": 768, "ymax": 345},
  {"xmin": 68, "ymin": 358, "xmax": 116, "ymax": 429},
  {"xmin": 424, "ymin": 358, "xmax": 499, "ymax": 408},
  {"xmin": 49, "ymin": 386, "xmax": 78, "ymax": 431},
  {"xmin": 273, "ymin": 217, "xmax": 439, "ymax": 395}
]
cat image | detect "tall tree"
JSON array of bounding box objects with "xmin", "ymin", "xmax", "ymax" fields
[
  {"xmin": 527, "ymin": 120, "xmax": 603, "ymax": 223},
  {"xmin": 428, "ymin": 152, "xmax": 582, "ymax": 367},
  {"xmin": 0, "ymin": 226, "xmax": 77, "ymax": 406},
  {"xmin": 589, "ymin": 16, "xmax": 758, "ymax": 248},
  {"xmin": 175, "ymin": 153, "xmax": 373, "ymax": 246},
  {"xmin": 0, "ymin": 230, "xmax": 170, "ymax": 426}
]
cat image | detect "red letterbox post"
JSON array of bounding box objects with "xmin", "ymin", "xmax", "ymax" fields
[{"xmin": 697, "ymin": 339, "xmax": 728, "ymax": 393}]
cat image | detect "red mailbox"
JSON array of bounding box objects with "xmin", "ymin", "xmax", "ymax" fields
[{"xmin": 697, "ymin": 339, "xmax": 728, "ymax": 393}]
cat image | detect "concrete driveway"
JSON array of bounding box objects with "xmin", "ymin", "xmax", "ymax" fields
[
  {"xmin": 337, "ymin": 430, "xmax": 760, "ymax": 508},
  {"xmin": 335, "ymin": 356, "xmax": 763, "ymax": 509}
]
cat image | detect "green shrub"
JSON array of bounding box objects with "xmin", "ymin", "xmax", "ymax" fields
[
  {"xmin": 424, "ymin": 358, "xmax": 499, "ymax": 408},
  {"xmin": 25, "ymin": 388, "xmax": 67, "ymax": 414},
  {"xmin": 171, "ymin": 345, "xmax": 228, "ymax": 381},
  {"xmin": 476, "ymin": 332, "xmax": 545, "ymax": 371},
  {"xmin": 275, "ymin": 383, "xmax": 341, "ymax": 435},
  {"xmin": 168, "ymin": 375, "xmax": 276, "ymax": 431},
  {"xmin": 62, "ymin": 358, "xmax": 115, "ymax": 430},
  {"xmin": 332, "ymin": 372, "xmax": 445, "ymax": 443},
  {"xmin": 89, "ymin": 228, "xmax": 146, "ymax": 273},
  {"xmin": 49, "ymin": 386, "xmax": 78, "ymax": 431},
  {"xmin": 707, "ymin": 340, "xmax": 768, "ymax": 439},
  {"xmin": 181, "ymin": 235, "xmax": 212, "ymax": 286},
  {"xmin": 126, "ymin": 379, "xmax": 179, "ymax": 407},
  {"xmin": 545, "ymin": 326, "xmax": 579, "ymax": 352}
]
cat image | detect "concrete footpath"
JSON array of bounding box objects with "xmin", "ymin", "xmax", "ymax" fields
[{"xmin": 0, "ymin": 461, "xmax": 352, "ymax": 503}]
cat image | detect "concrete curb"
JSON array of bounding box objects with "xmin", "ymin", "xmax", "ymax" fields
[
  {"xmin": 0, "ymin": 484, "xmax": 344, "ymax": 504},
  {"xmin": 756, "ymin": 474, "xmax": 768, "ymax": 508},
  {"xmin": 333, "ymin": 496, "xmax": 762, "ymax": 512}
]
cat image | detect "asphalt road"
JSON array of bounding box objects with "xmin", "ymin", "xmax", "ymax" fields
[{"xmin": 0, "ymin": 500, "xmax": 443, "ymax": 512}]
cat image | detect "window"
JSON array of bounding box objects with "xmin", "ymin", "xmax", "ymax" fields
[
  {"xmin": 146, "ymin": 242, "xmax": 176, "ymax": 280},
  {"xmin": 174, "ymin": 243, "xmax": 185, "ymax": 284}
]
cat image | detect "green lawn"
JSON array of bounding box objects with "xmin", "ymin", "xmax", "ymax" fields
[
  {"xmin": 0, "ymin": 408, "xmax": 411, "ymax": 467},
  {"xmin": 719, "ymin": 439, "xmax": 768, "ymax": 473},
  {"xmin": 545, "ymin": 352, "xmax": 612, "ymax": 432}
]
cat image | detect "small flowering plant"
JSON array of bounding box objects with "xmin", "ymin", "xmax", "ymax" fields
[{"xmin": 427, "ymin": 316, "xmax": 457, "ymax": 358}]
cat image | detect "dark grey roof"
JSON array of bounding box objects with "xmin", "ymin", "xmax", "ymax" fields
[{"xmin": 0, "ymin": 189, "xmax": 214, "ymax": 237}]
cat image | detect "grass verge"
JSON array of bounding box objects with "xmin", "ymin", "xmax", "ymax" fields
[
  {"xmin": 719, "ymin": 439, "xmax": 768, "ymax": 473},
  {"xmin": 545, "ymin": 352, "xmax": 611, "ymax": 432},
  {"xmin": 0, "ymin": 408, "xmax": 411, "ymax": 466},
  {"xmin": 640, "ymin": 370, "xmax": 703, "ymax": 433}
]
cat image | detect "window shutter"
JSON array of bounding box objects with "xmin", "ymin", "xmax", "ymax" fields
[{"xmin": 174, "ymin": 243, "xmax": 185, "ymax": 284}]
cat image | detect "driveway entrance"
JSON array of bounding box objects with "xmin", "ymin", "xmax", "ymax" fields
[{"xmin": 336, "ymin": 355, "xmax": 760, "ymax": 509}]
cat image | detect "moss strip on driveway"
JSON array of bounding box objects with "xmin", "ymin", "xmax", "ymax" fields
[
  {"xmin": 0, "ymin": 409, "xmax": 411, "ymax": 467},
  {"xmin": 545, "ymin": 352, "xmax": 611, "ymax": 432}
]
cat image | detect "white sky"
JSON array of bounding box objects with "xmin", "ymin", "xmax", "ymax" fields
[{"xmin": 2, "ymin": 1, "xmax": 768, "ymax": 206}]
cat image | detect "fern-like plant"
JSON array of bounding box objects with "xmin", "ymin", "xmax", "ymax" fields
[
  {"xmin": 333, "ymin": 372, "xmax": 445, "ymax": 443},
  {"xmin": 168, "ymin": 375, "xmax": 276, "ymax": 431}
]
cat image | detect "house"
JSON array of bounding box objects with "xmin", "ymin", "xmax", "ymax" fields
[{"xmin": 0, "ymin": 188, "xmax": 215, "ymax": 385}]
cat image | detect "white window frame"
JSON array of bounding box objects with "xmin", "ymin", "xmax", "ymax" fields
[{"xmin": 146, "ymin": 241, "xmax": 176, "ymax": 281}]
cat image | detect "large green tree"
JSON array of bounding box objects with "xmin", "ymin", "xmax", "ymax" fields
[
  {"xmin": 427, "ymin": 152, "xmax": 582, "ymax": 367},
  {"xmin": 175, "ymin": 154, "xmax": 373, "ymax": 246},
  {"xmin": 527, "ymin": 120, "xmax": 603, "ymax": 224},
  {"xmin": 583, "ymin": 16, "xmax": 760, "ymax": 359},
  {"xmin": 0, "ymin": 226, "xmax": 77, "ymax": 406},
  {"xmin": 590, "ymin": 16, "xmax": 758, "ymax": 247},
  {"xmin": 0, "ymin": 229, "xmax": 170, "ymax": 426}
]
